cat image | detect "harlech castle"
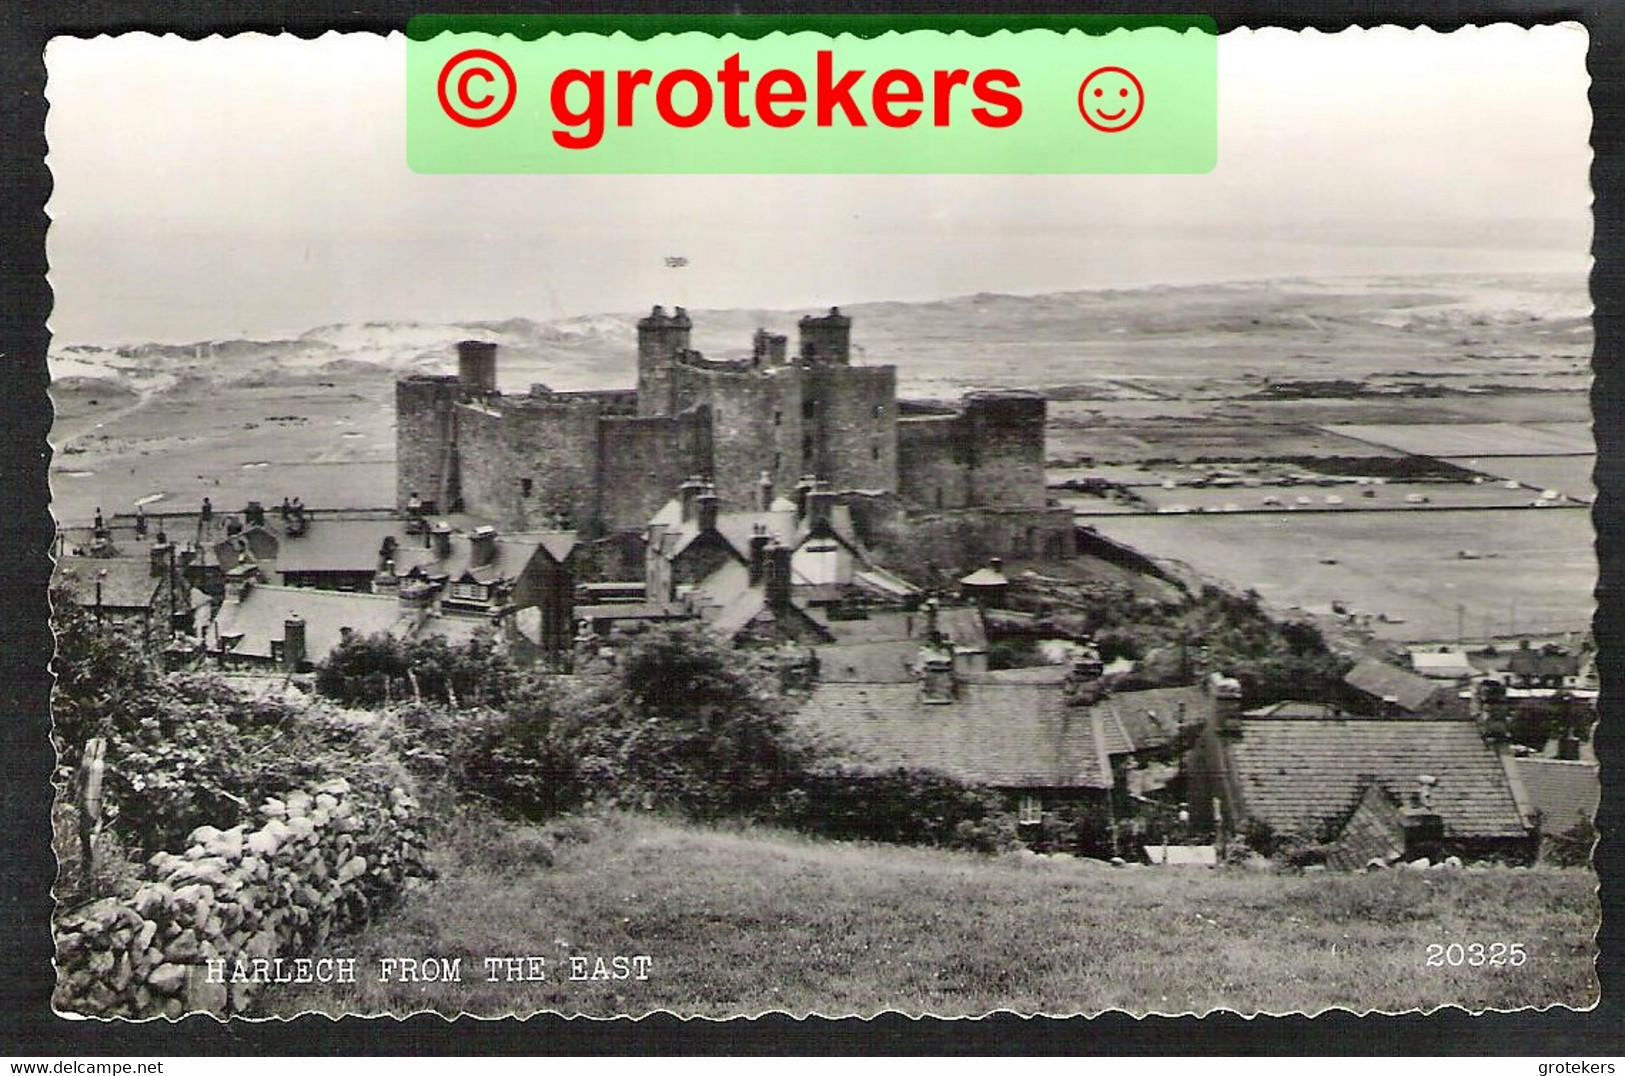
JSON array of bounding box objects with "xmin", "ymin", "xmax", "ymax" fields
[{"xmin": 396, "ymin": 306, "xmax": 1074, "ymax": 576}]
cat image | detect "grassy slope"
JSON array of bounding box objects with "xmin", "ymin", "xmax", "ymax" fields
[{"xmin": 261, "ymin": 812, "xmax": 1598, "ymax": 1019}]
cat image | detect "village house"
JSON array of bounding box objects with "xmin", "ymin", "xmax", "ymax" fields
[
  {"xmin": 388, "ymin": 522, "xmax": 577, "ymax": 660},
  {"xmin": 1188, "ymin": 674, "xmax": 1534, "ymax": 865},
  {"xmin": 52, "ymin": 542, "xmax": 211, "ymax": 648},
  {"xmin": 208, "ymin": 571, "xmax": 493, "ymax": 673},
  {"xmin": 1341, "ymin": 657, "xmax": 1469, "ymax": 719},
  {"xmin": 1508, "ymin": 755, "xmax": 1599, "ymax": 861},
  {"xmin": 795, "ymin": 615, "xmax": 1215, "ymax": 855}
]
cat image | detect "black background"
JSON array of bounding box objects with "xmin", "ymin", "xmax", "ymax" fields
[{"xmin": 1, "ymin": 0, "xmax": 1619, "ymax": 1056}]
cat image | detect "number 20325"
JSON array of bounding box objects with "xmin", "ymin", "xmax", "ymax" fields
[{"xmin": 1425, "ymin": 942, "xmax": 1527, "ymax": 967}]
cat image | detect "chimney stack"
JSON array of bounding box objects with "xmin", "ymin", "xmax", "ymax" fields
[
  {"xmin": 149, "ymin": 541, "xmax": 173, "ymax": 579},
  {"xmin": 224, "ymin": 564, "xmax": 254, "ymax": 604},
  {"xmin": 919, "ymin": 647, "xmax": 956, "ymax": 704},
  {"xmin": 806, "ymin": 487, "xmax": 836, "ymax": 534},
  {"xmin": 678, "ymin": 476, "xmax": 705, "ymax": 523},
  {"xmin": 1401, "ymin": 775, "xmax": 1444, "ymax": 860},
  {"xmin": 1208, "ymin": 672, "xmax": 1243, "ymax": 735},
  {"xmin": 748, "ymin": 524, "xmax": 771, "ymax": 585},
  {"xmin": 431, "ymin": 521, "xmax": 453, "ymax": 560},
  {"xmin": 759, "ymin": 470, "xmax": 775, "ymax": 511},
  {"xmin": 697, "ymin": 487, "xmax": 719, "ymax": 533},
  {"xmin": 765, "ymin": 541, "xmax": 793, "ymax": 612},
  {"xmin": 793, "ymin": 475, "xmax": 815, "ymax": 519},
  {"xmin": 470, "ymin": 525, "xmax": 498, "ymax": 568},
  {"xmin": 282, "ymin": 615, "xmax": 306, "ymax": 673}
]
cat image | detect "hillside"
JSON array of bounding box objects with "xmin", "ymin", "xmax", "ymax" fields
[{"xmin": 261, "ymin": 811, "xmax": 1598, "ymax": 1019}]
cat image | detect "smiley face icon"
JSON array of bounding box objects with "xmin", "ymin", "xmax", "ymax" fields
[{"xmin": 1078, "ymin": 66, "xmax": 1144, "ymax": 133}]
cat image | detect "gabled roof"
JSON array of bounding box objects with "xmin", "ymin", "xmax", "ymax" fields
[
  {"xmin": 1224, "ymin": 718, "xmax": 1527, "ymax": 840},
  {"xmin": 1507, "ymin": 645, "xmax": 1581, "ymax": 679},
  {"xmin": 1324, "ymin": 782, "xmax": 1406, "ymax": 870},
  {"xmin": 649, "ymin": 497, "xmax": 868, "ymax": 568},
  {"xmin": 1343, "ymin": 658, "xmax": 1449, "ymax": 713},
  {"xmin": 1513, "ymin": 757, "xmax": 1599, "ymax": 835},
  {"xmin": 394, "ymin": 531, "xmax": 562, "ymax": 583},
  {"xmin": 797, "ymin": 681, "xmax": 1115, "ymax": 789},
  {"xmin": 52, "ymin": 555, "xmax": 161, "ymax": 610},
  {"xmin": 1098, "ymin": 685, "xmax": 1209, "ymax": 753}
]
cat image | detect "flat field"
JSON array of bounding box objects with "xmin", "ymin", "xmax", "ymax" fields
[
  {"xmin": 258, "ymin": 811, "xmax": 1599, "ymax": 1019},
  {"xmin": 1085, "ymin": 508, "xmax": 1595, "ymax": 642},
  {"xmin": 1325, "ymin": 422, "xmax": 1595, "ymax": 458}
]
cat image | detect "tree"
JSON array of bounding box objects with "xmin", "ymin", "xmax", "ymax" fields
[{"xmin": 596, "ymin": 625, "xmax": 809, "ymax": 819}]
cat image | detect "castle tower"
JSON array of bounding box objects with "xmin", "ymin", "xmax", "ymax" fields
[
  {"xmin": 797, "ymin": 307, "xmax": 851, "ymax": 365},
  {"xmin": 457, "ymin": 340, "xmax": 498, "ymax": 396},
  {"xmin": 637, "ymin": 305, "xmax": 692, "ymax": 416},
  {"xmin": 395, "ymin": 375, "xmax": 461, "ymax": 512},
  {"xmin": 752, "ymin": 328, "xmax": 787, "ymax": 367}
]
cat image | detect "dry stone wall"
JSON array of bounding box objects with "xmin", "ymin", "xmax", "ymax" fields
[{"xmin": 54, "ymin": 777, "xmax": 429, "ymax": 1019}]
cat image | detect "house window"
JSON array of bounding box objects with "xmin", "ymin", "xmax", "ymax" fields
[
  {"xmin": 450, "ymin": 581, "xmax": 487, "ymax": 602},
  {"xmin": 521, "ymin": 478, "xmax": 533, "ymax": 497},
  {"xmin": 1018, "ymin": 794, "xmax": 1043, "ymax": 826}
]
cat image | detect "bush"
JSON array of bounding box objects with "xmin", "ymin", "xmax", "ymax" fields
[
  {"xmin": 780, "ymin": 765, "xmax": 1016, "ymax": 853},
  {"xmin": 315, "ymin": 629, "xmax": 519, "ymax": 708}
]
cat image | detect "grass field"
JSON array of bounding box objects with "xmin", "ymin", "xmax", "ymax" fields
[
  {"xmin": 258, "ymin": 811, "xmax": 1598, "ymax": 1020},
  {"xmin": 1084, "ymin": 508, "xmax": 1595, "ymax": 642}
]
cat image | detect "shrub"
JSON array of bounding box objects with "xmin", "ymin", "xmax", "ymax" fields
[{"xmin": 315, "ymin": 629, "xmax": 519, "ymax": 708}]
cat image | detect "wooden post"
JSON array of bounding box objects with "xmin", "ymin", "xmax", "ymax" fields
[{"xmin": 77, "ymin": 737, "xmax": 107, "ymax": 880}]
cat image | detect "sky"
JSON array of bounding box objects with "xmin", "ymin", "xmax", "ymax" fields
[{"xmin": 43, "ymin": 24, "xmax": 1592, "ymax": 344}]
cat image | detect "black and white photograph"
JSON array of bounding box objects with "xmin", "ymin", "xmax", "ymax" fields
[{"xmin": 39, "ymin": 21, "xmax": 1600, "ymax": 1024}]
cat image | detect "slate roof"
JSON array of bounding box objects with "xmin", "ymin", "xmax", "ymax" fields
[
  {"xmin": 1343, "ymin": 658, "xmax": 1450, "ymax": 714},
  {"xmin": 212, "ymin": 583, "xmax": 493, "ymax": 664},
  {"xmin": 394, "ymin": 531, "xmax": 565, "ymax": 582},
  {"xmin": 1409, "ymin": 650, "xmax": 1478, "ymax": 680},
  {"xmin": 214, "ymin": 585, "xmax": 415, "ymax": 663},
  {"xmin": 814, "ymin": 640, "xmax": 924, "ymax": 683},
  {"xmin": 270, "ymin": 519, "xmax": 405, "ymax": 575},
  {"xmin": 1507, "ymin": 646, "xmax": 1581, "ymax": 680},
  {"xmin": 1224, "ymin": 719, "xmax": 1527, "ymax": 840},
  {"xmin": 816, "ymin": 607, "xmax": 987, "ymax": 650},
  {"xmin": 52, "ymin": 555, "xmax": 162, "ymax": 610},
  {"xmin": 1243, "ymin": 700, "xmax": 1344, "ymax": 720},
  {"xmin": 973, "ymin": 664, "xmax": 1072, "ymax": 685},
  {"xmin": 1098, "ymin": 686, "xmax": 1209, "ymax": 753},
  {"xmin": 1323, "ymin": 783, "xmax": 1406, "ymax": 870},
  {"xmin": 797, "ymin": 681, "xmax": 1116, "ymax": 789},
  {"xmin": 649, "ymin": 497, "xmax": 866, "ymax": 567},
  {"xmin": 1513, "ymin": 757, "xmax": 1599, "ymax": 835}
]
